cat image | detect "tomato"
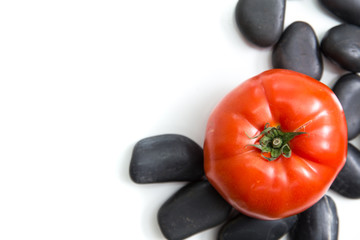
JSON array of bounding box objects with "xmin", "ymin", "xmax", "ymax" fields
[{"xmin": 204, "ymin": 69, "xmax": 347, "ymax": 220}]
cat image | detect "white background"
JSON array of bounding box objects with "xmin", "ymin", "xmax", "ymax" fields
[{"xmin": 0, "ymin": 0, "xmax": 359, "ymax": 239}]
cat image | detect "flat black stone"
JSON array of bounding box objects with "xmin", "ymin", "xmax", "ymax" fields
[
  {"xmin": 321, "ymin": 24, "xmax": 360, "ymax": 72},
  {"xmin": 290, "ymin": 195, "xmax": 338, "ymax": 240},
  {"xmin": 235, "ymin": 0, "xmax": 285, "ymax": 47},
  {"xmin": 158, "ymin": 180, "xmax": 232, "ymax": 240},
  {"xmin": 332, "ymin": 73, "xmax": 360, "ymax": 139},
  {"xmin": 272, "ymin": 21, "xmax": 323, "ymax": 80},
  {"xmin": 319, "ymin": 0, "xmax": 360, "ymax": 26},
  {"xmin": 218, "ymin": 213, "xmax": 297, "ymax": 240},
  {"xmin": 129, "ymin": 134, "xmax": 204, "ymax": 183},
  {"xmin": 331, "ymin": 143, "xmax": 360, "ymax": 198}
]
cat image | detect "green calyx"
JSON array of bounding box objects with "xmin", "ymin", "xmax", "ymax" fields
[{"xmin": 246, "ymin": 123, "xmax": 306, "ymax": 161}]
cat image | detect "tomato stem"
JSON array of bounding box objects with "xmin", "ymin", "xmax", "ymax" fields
[
  {"xmin": 246, "ymin": 124, "xmax": 306, "ymax": 161},
  {"xmin": 272, "ymin": 138, "xmax": 283, "ymax": 148}
]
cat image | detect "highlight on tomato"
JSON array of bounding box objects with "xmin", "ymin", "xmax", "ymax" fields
[{"xmin": 204, "ymin": 69, "xmax": 347, "ymax": 220}]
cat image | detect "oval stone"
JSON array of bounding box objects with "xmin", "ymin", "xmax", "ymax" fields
[
  {"xmin": 272, "ymin": 21, "xmax": 323, "ymax": 80},
  {"xmin": 321, "ymin": 24, "xmax": 360, "ymax": 72},
  {"xmin": 290, "ymin": 195, "xmax": 338, "ymax": 240},
  {"xmin": 331, "ymin": 143, "xmax": 360, "ymax": 198},
  {"xmin": 235, "ymin": 0, "xmax": 286, "ymax": 47},
  {"xmin": 158, "ymin": 180, "xmax": 232, "ymax": 240},
  {"xmin": 129, "ymin": 134, "xmax": 204, "ymax": 183},
  {"xmin": 218, "ymin": 213, "xmax": 297, "ymax": 240},
  {"xmin": 319, "ymin": 0, "xmax": 360, "ymax": 26},
  {"xmin": 332, "ymin": 73, "xmax": 360, "ymax": 139}
]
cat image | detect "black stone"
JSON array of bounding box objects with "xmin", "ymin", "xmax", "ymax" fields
[
  {"xmin": 331, "ymin": 143, "xmax": 360, "ymax": 198},
  {"xmin": 319, "ymin": 0, "xmax": 360, "ymax": 26},
  {"xmin": 332, "ymin": 73, "xmax": 360, "ymax": 140},
  {"xmin": 272, "ymin": 21, "xmax": 323, "ymax": 80},
  {"xmin": 235, "ymin": 0, "xmax": 286, "ymax": 47},
  {"xmin": 158, "ymin": 180, "xmax": 232, "ymax": 240},
  {"xmin": 321, "ymin": 24, "xmax": 360, "ymax": 72},
  {"xmin": 218, "ymin": 213, "xmax": 297, "ymax": 240},
  {"xmin": 290, "ymin": 195, "xmax": 338, "ymax": 240},
  {"xmin": 129, "ymin": 134, "xmax": 204, "ymax": 183}
]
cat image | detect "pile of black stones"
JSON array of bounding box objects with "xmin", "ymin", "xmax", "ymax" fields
[{"xmin": 129, "ymin": 0, "xmax": 360, "ymax": 239}]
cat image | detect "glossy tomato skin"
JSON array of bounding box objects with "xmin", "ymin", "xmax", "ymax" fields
[{"xmin": 204, "ymin": 69, "xmax": 347, "ymax": 220}]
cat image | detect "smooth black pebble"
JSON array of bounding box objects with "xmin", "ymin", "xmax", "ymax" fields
[
  {"xmin": 319, "ymin": 0, "xmax": 360, "ymax": 26},
  {"xmin": 272, "ymin": 21, "xmax": 323, "ymax": 80},
  {"xmin": 331, "ymin": 143, "xmax": 360, "ymax": 198},
  {"xmin": 290, "ymin": 195, "xmax": 338, "ymax": 240},
  {"xmin": 218, "ymin": 214, "xmax": 297, "ymax": 240},
  {"xmin": 129, "ymin": 134, "xmax": 204, "ymax": 183},
  {"xmin": 158, "ymin": 180, "xmax": 232, "ymax": 240},
  {"xmin": 332, "ymin": 73, "xmax": 360, "ymax": 139},
  {"xmin": 235, "ymin": 0, "xmax": 286, "ymax": 47},
  {"xmin": 321, "ymin": 24, "xmax": 360, "ymax": 72}
]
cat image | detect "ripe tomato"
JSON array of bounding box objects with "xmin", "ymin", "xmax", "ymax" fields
[{"xmin": 204, "ymin": 69, "xmax": 347, "ymax": 220}]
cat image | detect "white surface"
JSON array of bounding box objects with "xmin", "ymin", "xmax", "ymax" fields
[{"xmin": 0, "ymin": 0, "xmax": 359, "ymax": 239}]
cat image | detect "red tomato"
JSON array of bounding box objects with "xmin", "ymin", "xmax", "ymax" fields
[{"xmin": 204, "ymin": 69, "xmax": 347, "ymax": 220}]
